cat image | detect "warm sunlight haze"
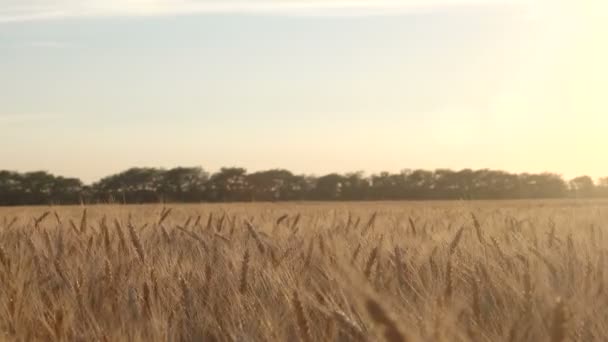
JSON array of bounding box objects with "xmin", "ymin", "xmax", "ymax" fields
[
  {"xmin": 1, "ymin": 0, "xmax": 606, "ymax": 182},
  {"xmin": 2, "ymin": 2, "xmax": 608, "ymax": 342}
]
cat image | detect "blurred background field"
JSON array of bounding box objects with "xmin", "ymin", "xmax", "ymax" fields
[{"xmin": 0, "ymin": 200, "xmax": 607, "ymax": 341}]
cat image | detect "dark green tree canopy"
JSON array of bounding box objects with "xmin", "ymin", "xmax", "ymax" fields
[{"xmin": 0, "ymin": 167, "xmax": 605, "ymax": 205}]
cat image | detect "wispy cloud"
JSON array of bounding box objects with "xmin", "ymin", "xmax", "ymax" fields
[{"xmin": 0, "ymin": 0, "xmax": 524, "ymax": 22}]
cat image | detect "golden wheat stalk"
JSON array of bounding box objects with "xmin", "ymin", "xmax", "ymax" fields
[
  {"xmin": 239, "ymin": 249, "xmax": 250, "ymax": 294},
  {"xmin": 127, "ymin": 221, "xmax": 145, "ymax": 263},
  {"xmin": 365, "ymin": 298, "xmax": 408, "ymax": 342},
  {"xmin": 292, "ymin": 291, "xmax": 313, "ymax": 342},
  {"xmin": 245, "ymin": 220, "xmax": 266, "ymax": 255}
]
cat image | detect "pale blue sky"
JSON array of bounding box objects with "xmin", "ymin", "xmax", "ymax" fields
[{"xmin": 1, "ymin": 0, "xmax": 606, "ymax": 183}]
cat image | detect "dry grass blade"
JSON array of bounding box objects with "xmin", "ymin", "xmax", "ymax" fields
[
  {"xmin": 127, "ymin": 221, "xmax": 145, "ymax": 263},
  {"xmin": 366, "ymin": 212, "xmax": 378, "ymax": 229},
  {"xmin": 292, "ymin": 291, "xmax": 313, "ymax": 342},
  {"xmin": 69, "ymin": 219, "xmax": 79, "ymax": 234},
  {"xmin": 158, "ymin": 207, "xmax": 172, "ymax": 225},
  {"xmin": 193, "ymin": 214, "xmax": 202, "ymax": 227},
  {"xmin": 114, "ymin": 219, "xmax": 128, "ymax": 252},
  {"xmin": 239, "ymin": 249, "xmax": 250, "ymax": 294},
  {"xmin": 449, "ymin": 226, "xmax": 465, "ymax": 256},
  {"xmin": 291, "ymin": 213, "xmax": 302, "ymax": 232},
  {"xmin": 304, "ymin": 237, "xmax": 315, "ymax": 267},
  {"xmin": 246, "ymin": 220, "xmax": 266, "ymax": 254},
  {"xmin": 394, "ymin": 246, "xmax": 407, "ymax": 289},
  {"xmin": 53, "ymin": 259, "xmax": 71, "ymax": 289},
  {"xmin": 364, "ymin": 246, "xmax": 379, "ymax": 279},
  {"xmin": 100, "ymin": 216, "xmax": 111, "ymax": 255},
  {"xmin": 34, "ymin": 211, "xmax": 50, "ymax": 228},
  {"xmin": 176, "ymin": 225, "xmax": 208, "ymax": 251},
  {"xmin": 471, "ymin": 213, "xmax": 485, "ymax": 244},
  {"xmin": 471, "ymin": 277, "xmax": 481, "ymax": 322},
  {"xmin": 182, "ymin": 216, "xmax": 192, "ymax": 230},
  {"xmin": 408, "ymin": 217, "xmax": 417, "ymax": 235},
  {"xmin": 550, "ymin": 297, "xmax": 568, "ymax": 342},
  {"xmin": 54, "ymin": 308, "xmax": 64, "ymax": 341},
  {"xmin": 217, "ymin": 213, "xmax": 227, "ymax": 232},
  {"xmin": 276, "ymin": 214, "xmax": 289, "ymax": 225},
  {"xmin": 206, "ymin": 212, "xmax": 214, "ymax": 231},
  {"xmin": 0, "ymin": 245, "xmax": 9, "ymax": 269},
  {"xmin": 529, "ymin": 247, "xmax": 558, "ymax": 280},
  {"xmin": 444, "ymin": 260, "xmax": 453, "ymax": 303},
  {"xmin": 365, "ymin": 298, "xmax": 408, "ymax": 342},
  {"xmin": 180, "ymin": 277, "xmax": 193, "ymax": 320},
  {"xmin": 160, "ymin": 224, "xmax": 171, "ymax": 243},
  {"xmin": 79, "ymin": 208, "xmax": 87, "ymax": 234},
  {"xmin": 213, "ymin": 232, "xmax": 231, "ymax": 244},
  {"xmin": 6, "ymin": 217, "xmax": 17, "ymax": 230},
  {"xmin": 142, "ymin": 282, "xmax": 152, "ymax": 317},
  {"xmin": 351, "ymin": 243, "xmax": 362, "ymax": 265},
  {"xmin": 332, "ymin": 309, "xmax": 366, "ymax": 341},
  {"xmin": 53, "ymin": 211, "xmax": 62, "ymax": 225}
]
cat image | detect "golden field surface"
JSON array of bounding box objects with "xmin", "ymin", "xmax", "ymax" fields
[{"xmin": 0, "ymin": 200, "xmax": 607, "ymax": 341}]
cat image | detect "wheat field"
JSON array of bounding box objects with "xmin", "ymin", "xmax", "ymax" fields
[{"xmin": 0, "ymin": 200, "xmax": 606, "ymax": 341}]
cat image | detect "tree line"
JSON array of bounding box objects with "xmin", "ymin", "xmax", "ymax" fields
[{"xmin": 0, "ymin": 167, "xmax": 607, "ymax": 206}]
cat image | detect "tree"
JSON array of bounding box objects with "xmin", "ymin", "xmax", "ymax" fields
[
  {"xmin": 402, "ymin": 169, "xmax": 434, "ymax": 199},
  {"xmin": 0, "ymin": 171, "xmax": 83, "ymax": 205},
  {"xmin": 341, "ymin": 172, "xmax": 370, "ymax": 200},
  {"xmin": 246, "ymin": 169, "xmax": 307, "ymax": 201},
  {"xmin": 471, "ymin": 170, "xmax": 519, "ymax": 199},
  {"xmin": 51, "ymin": 176, "xmax": 83, "ymax": 204},
  {"xmin": 20, "ymin": 171, "xmax": 57, "ymax": 205},
  {"xmin": 370, "ymin": 172, "xmax": 407, "ymax": 200},
  {"xmin": 160, "ymin": 167, "xmax": 209, "ymax": 202},
  {"xmin": 432, "ymin": 169, "xmax": 461, "ymax": 199},
  {"xmin": 93, "ymin": 168, "xmax": 163, "ymax": 203},
  {"xmin": 0, "ymin": 171, "xmax": 22, "ymax": 205},
  {"xmin": 1, "ymin": 167, "xmax": 607, "ymax": 205},
  {"xmin": 569, "ymin": 176, "xmax": 596, "ymax": 198},
  {"xmin": 312, "ymin": 174, "xmax": 345, "ymax": 200},
  {"xmin": 597, "ymin": 177, "xmax": 608, "ymax": 197},
  {"xmin": 206, "ymin": 168, "xmax": 248, "ymax": 202},
  {"xmin": 519, "ymin": 173, "xmax": 568, "ymax": 199}
]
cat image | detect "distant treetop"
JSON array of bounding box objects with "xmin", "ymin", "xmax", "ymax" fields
[{"xmin": 0, "ymin": 167, "xmax": 606, "ymax": 205}]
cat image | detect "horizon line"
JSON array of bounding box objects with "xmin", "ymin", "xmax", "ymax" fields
[{"xmin": 2, "ymin": 166, "xmax": 605, "ymax": 185}]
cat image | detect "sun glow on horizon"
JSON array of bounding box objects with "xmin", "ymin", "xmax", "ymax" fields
[
  {"xmin": 484, "ymin": 0, "xmax": 608, "ymax": 175},
  {"xmin": 0, "ymin": 0, "xmax": 606, "ymax": 181}
]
